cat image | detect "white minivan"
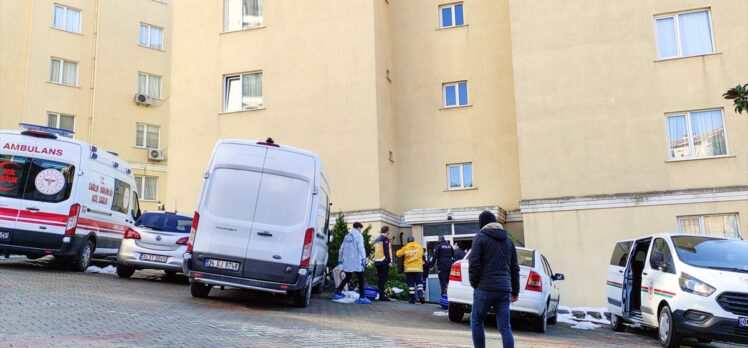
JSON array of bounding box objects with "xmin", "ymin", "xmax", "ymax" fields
[
  {"xmin": 0, "ymin": 125, "xmax": 140, "ymax": 271},
  {"xmin": 183, "ymin": 138, "xmax": 331, "ymax": 307},
  {"xmin": 607, "ymin": 234, "xmax": 748, "ymax": 347}
]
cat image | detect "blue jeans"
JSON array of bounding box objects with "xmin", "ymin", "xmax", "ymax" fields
[{"xmin": 471, "ymin": 289, "xmax": 513, "ymax": 348}]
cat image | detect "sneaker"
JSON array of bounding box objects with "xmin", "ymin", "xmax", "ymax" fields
[
  {"xmin": 357, "ymin": 298, "xmax": 372, "ymax": 304},
  {"xmin": 332, "ymin": 293, "xmax": 344, "ymax": 301}
]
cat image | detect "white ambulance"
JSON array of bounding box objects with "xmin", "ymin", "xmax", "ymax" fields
[{"xmin": 0, "ymin": 125, "xmax": 140, "ymax": 271}]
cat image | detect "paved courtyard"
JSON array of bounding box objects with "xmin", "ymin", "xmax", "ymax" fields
[{"xmin": 0, "ymin": 257, "xmax": 741, "ymax": 348}]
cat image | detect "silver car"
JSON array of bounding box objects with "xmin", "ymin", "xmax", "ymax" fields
[{"xmin": 116, "ymin": 211, "xmax": 193, "ymax": 278}]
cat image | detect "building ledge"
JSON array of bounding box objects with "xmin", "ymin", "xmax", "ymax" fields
[
  {"xmin": 665, "ymin": 155, "xmax": 735, "ymax": 163},
  {"xmin": 654, "ymin": 52, "xmax": 722, "ymax": 63},
  {"xmin": 404, "ymin": 206, "xmax": 507, "ymax": 225}
]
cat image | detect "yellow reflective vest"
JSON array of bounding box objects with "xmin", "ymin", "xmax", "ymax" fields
[{"xmin": 396, "ymin": 242, "xmax": 424, "ymax": 273}]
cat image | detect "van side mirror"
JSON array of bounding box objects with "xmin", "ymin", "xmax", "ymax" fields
[
  {"xmin": 652, "ymin": 252, "xmax": 666, "ymax": 270},
  {"xmin": 552, "ymin": 273, "xmax": 565, "ymax": 281}
]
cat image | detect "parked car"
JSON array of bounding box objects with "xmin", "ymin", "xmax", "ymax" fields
[
  {"xmin": 116, "ymin": 211, "xmax": 192, "ymax": 278},
  {"xmin": 607, "ymin": 234, "xmax": 748, "ymax": 347},
  {"xmin": 447, "ymin": 247, "xmax": 564, "ymax": 333},
  {"xmin": 0, "ymin": 124, "xmax": 140, "ymax": 271},
  {"xmin": 183, "ymin": 138, "xmax": 331, "ymax": 307}
]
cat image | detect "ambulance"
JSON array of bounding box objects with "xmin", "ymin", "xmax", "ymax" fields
[{"xmin": 0, "ymin": 124, "xmax": 140, "ymax": 271}]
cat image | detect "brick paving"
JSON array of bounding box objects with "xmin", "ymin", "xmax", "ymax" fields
[{"xmin": 0, "ymin": 257, "xmax": 741, "ymax": 348}]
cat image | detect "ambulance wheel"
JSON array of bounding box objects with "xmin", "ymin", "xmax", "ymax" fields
[
  {"xmin": 293, "ymin": 277, "xmax": 313, "ymax": 308},
  {"xmin": 69, "ymin": 240, "xmax": 93, "ymax": 272},
  {"xmin": 610, "ymin": 314, "xmax": 626, "ymax": 332},
  {"xmin": 448, "ymin": 302, "xmax": 465, "ymax": 322},
  {"xmin": 658, "ymin": 305, "xmax": 682, "ymax": 348},
  {"xmin": 117, "ymin": 264, "xmax": 135, "ymax": 279},
  {"xmin": 190, "ymin": 282, "xmax": 211, "ymax": 298}
]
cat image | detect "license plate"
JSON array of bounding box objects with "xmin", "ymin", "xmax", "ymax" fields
[
  {"xmin": 204, "ymin": 258, "xmax": 240, "ymax": 271},
  {"xmin": 140, "ymin": 253, "xmax": 168, "ymax": 263},
  {"xmin": 740, "ymin": 317, "xmax": 748, "ymax": 328},
  {"xmin": 0, "ymin": 231, "xmax": 9, "ymax": 241}
]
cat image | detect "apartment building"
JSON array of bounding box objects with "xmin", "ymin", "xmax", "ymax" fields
[{"xmin": 0, "ymin": 0, "xmax": 171, "ymax": 211}]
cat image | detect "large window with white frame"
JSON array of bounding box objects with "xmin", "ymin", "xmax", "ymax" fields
[
  {"xmin": 47, "ymin": 112, "xmax": 74, "ymax": 136},
  {"xmin": 134, "ymin": 175, "xmax": 158, "ymax": 201},
  {"xmin": 439, "ymin": 3, "xmax": 464, "ymax": 28},
  {"xmin": 443, "ymin": 81, "xmax": 468, "ymax": 108},
  {"xmin": 49, "ymin": 57, "xmax": 77, "ymax": 86},
  {"xmin": 447, "ymin": 162, "xmax": 473, "ymax": 190},
  {"xmin": 138, "ymin": 73, "xmax": 161, "ymax": 99},
  {"xmin": 224, "ymin": 71, "xmax": 262, "ymax": 112},
  {"xmin": 678, "ymin": 213, "xmax": 741, "ymax": 239},
  {"xmin": 52, "ymin": 4, "xmax": 81, "ymax": 33},
  {"xmin": 135, "ymin": 123, "xmax": 160, "ymax": 149},
  {"xmin": 139, "ymin": 23, "xmax": 163, "ymax": 49},
  {"xmin": 666, "ymin": 109, "xmax": 727, "ymax": 160},
  {"xmin": 224, "ymin": 0, "xmax": 263, "ymax": 32},
  {"xmin": 655, "ymin": 9, "xmax": 714, "ymax": 59}
]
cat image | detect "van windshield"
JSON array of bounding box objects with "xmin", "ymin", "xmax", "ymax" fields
[
  {"xmin": 672, "ymin": 236, "xmax": 748, "ymax": 273},
  {"xmin": 0, "ymin": 154, "xmax": 75, "ymax": 203}
]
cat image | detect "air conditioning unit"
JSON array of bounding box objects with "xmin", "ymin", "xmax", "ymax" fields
[
  {"xmin": 134, "ymin": 93, "xmax": 153, "ymax": 106},
  {"xmin": 148, "ymin": 149, "xmax": 165, "ymax": 161}
]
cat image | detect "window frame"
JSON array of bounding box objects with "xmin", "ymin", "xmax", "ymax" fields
[
  {"xmin": 139, "ymin": 22, "xmax": 164, "ymax": 50},
  {"xmin": 439, "ymin": 2, "xmax": 465, "ymax": 29},
  {"xmin": 134, "ymin": 175, "xmax": 158, "ymax": 201},
  {"xmin": 446, "ymin": 162, "xmax": 474, "ymax": 191},
  {"xmin": 52, "ymin": 4, "xmax": 81, "ymax": 34},
  {"xmin": 223, "ymin": 0, "xmax": 264, "ymax": 33},
  {"xmin": 47, "ymin": 112, "xmax": 75, "ymax": 136},
  {"xmin": 135, "ymin": 123, "xmax": 161, "ymax": 149},
  {"xmin": 677, "ymin": 213, "xmax": 741, "ymax": 238},
  {"xmin": 137, "ymin": 72, "xmax": 162, "ymax": 99},
  {"xmin": 664, "ymin": 108, "xmax": 729, "ymax": 161},
  {"xmin": 442, "ymin": 81, "xmax": 469, "ymax": 108},
  {"xmin": 49, "ymin": 57, "xmax": 78, "ymax": 87},
  {"xmin": 653, "ymin": 9, "xmax": 715, "ymax": 60},
  {"xmin": 223, "ymin": 71, "xmax": 263, "ymax": 112}
]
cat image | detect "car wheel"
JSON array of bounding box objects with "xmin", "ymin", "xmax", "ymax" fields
[
  {"xmin": 548, "ymin": 306, "xmax": 558, "ymax": 325},
  {"xmin": 610, "ymin": 314, "xmax": 626, "ymax": 332},
  {"xmin": 69, "ymin": 240, "xmax": 93, "ymax": 272},
  {"xmin": 293, "ymin": 277, "xmax": 313, "ymax": 308},
  {"xmin": 448, "ymin": 302, "xmax": 465, "ymax": 322},
  {"xmin": 164, "ymin": 270, "xmax": 177, "ymax": 277},
  {"xmin": 534, "ymin": 307, "xmax": 548, "ymax": 333},
  {"xmin": 117, "ymin": 264, "xmax": 135, "ymax": 279},
  {"xmin": 190, "ymin": 282, "xmax": 211, "ymax": 298},
  {"xmin": 658, "ymin": 305, "xmax": 682, "ymax": 348}
]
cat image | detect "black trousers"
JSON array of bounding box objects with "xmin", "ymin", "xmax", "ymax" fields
[
  {"xmin": 376, "ymin": 264, "xmax": 389, "ymax": 297},
  {"xmin": 336, "ymin": 271, "xmax": 365, "ymax": 298},
  {"xmin": 438, "ymin": 268, "xmax": 450, "ymax": 295}
]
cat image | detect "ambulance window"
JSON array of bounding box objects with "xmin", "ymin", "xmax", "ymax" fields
[
  {"xmin": 21, "ymin": 158, "xmax": 76, "ymax": 203},
  {"xmin": 0, "ymin": 155, "xmax": 30, "ymax": 199},
  {"xmin": 649, "ymin": 238, "xmax": 676, "ymax": 274},
  {"xmin": 112, "ymin": 179, "xmax": 131, "ymax": 214},
  {"xmin": 131, "ymin": 191, "xmax": 141, "ymax": 220}
]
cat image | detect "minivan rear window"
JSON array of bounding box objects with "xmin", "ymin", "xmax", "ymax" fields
[
  {"xmin": 517, "ymin": 249, "xmax": 534, "ymax": 268},
  {"xmin": 204, "ymin": 168, "xmax": 262, "ymax": 221},
  {"xmin": 0, "ymin": 154, "xmax": 75, "ymax": 203},
  {"xmin": 253, "ymin": 173, "xmax": 311, "ymax": 227}
]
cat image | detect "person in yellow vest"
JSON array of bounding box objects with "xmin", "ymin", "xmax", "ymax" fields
[
  {"xmin": 396, "ymin": 236, "xmax": 425, "ymax": 304},
  {"xmin": 373, "ymin": 226, "xmax": 393, "ymax": 301}
]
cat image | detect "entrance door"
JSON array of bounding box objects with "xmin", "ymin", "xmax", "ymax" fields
[{"xmin": 422, "ymin": 221, "xmax": 480, "ymax": 302}]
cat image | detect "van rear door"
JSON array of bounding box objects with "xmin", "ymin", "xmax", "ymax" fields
[
  {"xmin": 0, "ymin": 135, "xmax": 38, "ymax": 232},
  {"xmin": 243, "ymin": 148, "xmax": 316, "ymax": 283}
]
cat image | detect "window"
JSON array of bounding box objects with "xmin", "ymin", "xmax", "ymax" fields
[
  {"xmin": 138, "ymin": 73, "xmax": 161, "ymax": 98},
  {"xmin": 49, "ymin": 58, "xmax": 77, "ymax": 86},
  {"xmin": 135, "ymin": 123, "xmax": 160, "ymax": 149},
  {"xmin": 609, "ymin": 241, "xmax": 632, "ymax": 267},
  {"xmin": 666, "ymin": 109, "xmax": 727, "ymax": 160},
  {"xmin": 47, "ymin": 112, "xmax": 74, "ymax": 136},
  {"xmin": 678, "ymin": 214, "xmax": 741, "ymax": 239},
  {"xmin": 111, "ymin": 179, "xmax": 131, "ymax": 214},
  {"xmin": 447, "ymin": 162, "xmax": 473, "ymax": 190},
  {"xmin": 655, "ymin": 10, "xmax": 714, "ymax": 59},
  {"xmin": 224, "ymin": 71, "xmax": 262, "ymax": 112},
  {"xmin": 440, "ymin": 3, "xmax": 464, "ymax": 28},
  {"xmin": 0, "ymin": 155, "xmax": 76, "ymax": 203},
  {"xmin": 224, "ymin": 0, "xmax": 263, "ymax": 32},
  {"xmin": 649, "ymin": 238, "xmax": 676, "ymax": 273},
  {"xmin": 139, "ymin": 23, "xmax": 163, "ymax": 49},
  {"xmin": 443, "ymin": 81, "xmax": 468, "ymax": 107},
  {"xmin": 204, "ymin": 168, "xmax": 262, "ymax": 221},
  {"xmin": 253, "ymin": 174, "xmax": 311, "ymax": 227},
  {"xmin": 134, "ymin": 176, "xmax": 158, "ymax": 201},
  {"xmin": 53, "ymin": 4, "xmax": 81, "ymax": 33}
]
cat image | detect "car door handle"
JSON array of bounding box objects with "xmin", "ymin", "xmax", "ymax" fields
[
  {"xmin": 642, "ymin": 272, "xmax": 648, "ymax": 276},
  {"xmin": 257, "ymin": 231, "xmax": 273, "ymax": 237},
  {"xmin": 26, "ymin": 207, "xmax": 40, "ymax": 212},
  {"xmin": 618, "ymin": 270, "xmax": 623, "ymax": 273}
]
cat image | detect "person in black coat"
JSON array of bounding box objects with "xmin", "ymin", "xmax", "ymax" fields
[
  {"xmin": 468, "ymin": 211, "xmax": 519, "ymax": 348},
  {"xmin": 453, "ymin": 241, "xmax": 467, "ymax": 261},
  {"xmin": 431, "ymin": 235, "xmax": 455, "ymax": 296}
]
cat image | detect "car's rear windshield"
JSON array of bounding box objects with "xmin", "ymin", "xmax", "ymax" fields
[
  {"xmin": 517, "ymin": 249, "xmax": 534, "ymax": 268},
  {"xmin": 0, "ymin": 154, "xmax": 76, "ymax": 203},
  {"xmin": 672, "ymin": 236, "xmax": 748, "ymax": 273},
  {"xmin": 136, "ymin": 213, "xmax": 193, "ymax": 233}
]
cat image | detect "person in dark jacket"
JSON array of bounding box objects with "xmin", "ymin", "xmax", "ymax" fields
[
  {"xmin": 373, "ymin": 226, "xmax": 392, "ymax": 301},
  {"xmin": 468, "ymin": 211, "xmax": 519, "ymax": 348},
  {"xmin": 453, "ymin": 241, "xmax": 467, "ymax": 261},
  {"xmin": 431, "ymin": 235, "xmax": 455, "ymax": 296}
]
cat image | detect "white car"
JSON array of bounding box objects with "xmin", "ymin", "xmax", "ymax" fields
[
  {"xmin": 447, "ymin": 247, "xmax": 564, "ymax": 333},
  {"xmin": 607, "ymin": 234, "xmax": 748, "ymax": 347}
]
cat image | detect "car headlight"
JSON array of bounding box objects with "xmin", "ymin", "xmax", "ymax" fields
[{"xmin": 679, "ymin": 272, "xmax": 715, "ymax": 297}]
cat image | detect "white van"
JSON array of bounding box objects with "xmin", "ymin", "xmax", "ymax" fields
[
  {"xmin": 606, "ymin": 233, "xmax": 748, "ymax": 347},
  {"xmin": 0, "ymin": 125, "xmax": 140, "ymax": 271},
  {"xmin": 183, "ymin": 138, "xmax": 331, "ymax": 307}
]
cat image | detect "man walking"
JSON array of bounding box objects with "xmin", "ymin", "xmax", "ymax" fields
[
  {"xmin": 396, "ymin": 236, "xmax": 425, "ymax": 304},
  {"xmin": 333, "ymin": 222, "xmax": 371, "ymax": 304},
  {"xmin": 373, "ymin": 226, "xmax": 392, "ymax": 301},
  {"xmin": 431, "ymin": 235, "xmax": 455, "ymax": 296},
  {"xmin": 469, "ymin": 211, "xmax": 519, "ymax": 348},
  {"xmin": 454, "ymin": 241, "xmax": 467, "ymax": 261}
]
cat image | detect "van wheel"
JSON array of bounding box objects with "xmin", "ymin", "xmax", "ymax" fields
[
  {"xmin": 312, "ymin": 282, "xmax": 322, "ymax": 294},
  {"xmin": 610, "ymin": 314, "xmax": 626, "ymax": 332},
  {"xmin": 69, "ymin": 240, "xmax": 93, "ymax": 272},
  {"xmin": 448, "ymin": 302, "xmax": 465, "ymax": 322},
  {"xmin": 658, "ymin": 305, "xmax": 682, "ymax": 348},
  {"xmin": 293, "ymin": 278, "xmax": 313, "ymax": 308},
  {"xmin": 190, "ymin": 282, "xmax": 211, "ymax": 298},
  {"xmin": 117, "ymin": 264, "xmax": 135, "ymax": 278},
  {"xmin": 164, "ymin": 270, "xmax": 177, "ymax": 278},
  {"xmin": 534, "ymin": 307, "xmax": 548, "ymax": 333}
]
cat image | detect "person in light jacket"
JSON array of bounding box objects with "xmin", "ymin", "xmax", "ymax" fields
[{"xmin": 333, "ymin": 222, "xmax": 371, "ymax": 304}]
